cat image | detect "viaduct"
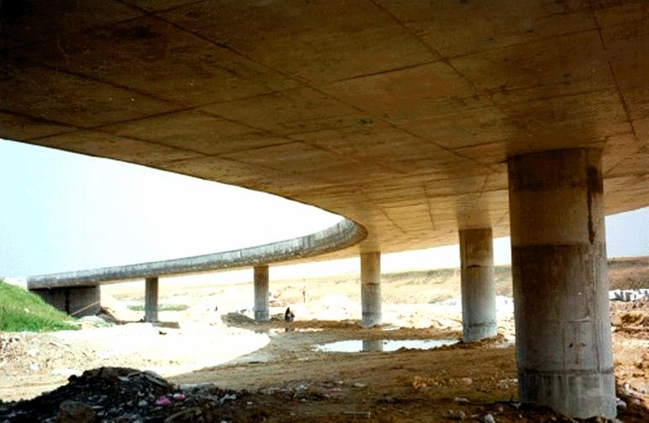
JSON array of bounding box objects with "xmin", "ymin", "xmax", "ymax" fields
[{"xmin": 1, "ymin": 0, "xmax": 647, "ymax": 419}]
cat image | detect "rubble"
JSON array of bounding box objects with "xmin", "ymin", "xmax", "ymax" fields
[{"xmin": 0, "ymin": 367, "xmax": 246, "ymax": 423}]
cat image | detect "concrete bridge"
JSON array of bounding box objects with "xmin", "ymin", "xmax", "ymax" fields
[
  {"xmin": 25, "ymin": 218, "xmax": 366, "ymax": 321},
  {"xmin": 2, "ymin": 0, "xmax": 647, "ymax": 419}
]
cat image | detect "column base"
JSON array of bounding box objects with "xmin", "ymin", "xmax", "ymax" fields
[
  {"xmin": 462, "ymin": 321, "xmax": 497, "ymax": 343},
  {"xmin": 361, "ymin": 312, "xmax": 381, "ymax": 328},
  {"xmin": 254, "ymin": 310, "xmax": 270, "ymax": 321},
  {"xmin": 519, "ymin": 369, "xmax": 616, "ymax": 419}
]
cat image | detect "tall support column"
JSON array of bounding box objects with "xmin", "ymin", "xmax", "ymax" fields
[
  {"xmin": 144, "ymin": 277, "xmax": 159, "ymax": 323},
  {"xmin": 459, "ymin": 228, "xmax": 496, "ymax": 342},
  {"xmin": 254, "ymin": 265, "xmax": 270, "ymax": 321},
  {"xmin": 361, "ymin": 252, "xmax": 382, "ymax": 328},
  {"xmin": 508, "ymin": 149, "xmax": 615, "ymax": 419}
]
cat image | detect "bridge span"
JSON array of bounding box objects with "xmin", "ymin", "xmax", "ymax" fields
[{"xmin": 26, "ymin": 218, "xmax": 366, "ymax": 321}]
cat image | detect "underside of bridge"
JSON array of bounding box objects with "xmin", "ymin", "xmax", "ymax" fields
[{"xmin": 2, "ymin": 0, "xmax": 647, "ymax": 418}]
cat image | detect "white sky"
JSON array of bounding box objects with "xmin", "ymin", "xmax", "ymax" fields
[{"xmin": 1, "ymin": 139, "xmax": 647, "ymax": 278}]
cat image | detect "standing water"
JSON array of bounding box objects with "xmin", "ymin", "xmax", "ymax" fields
[{"xmin": 315, "ymin": 338, "xmax": 458, "ymax": 353}]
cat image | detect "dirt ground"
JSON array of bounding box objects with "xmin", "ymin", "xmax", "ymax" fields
[{"xmin": 1, "ymin": 265, "xmax": 648, "ymax": 422}]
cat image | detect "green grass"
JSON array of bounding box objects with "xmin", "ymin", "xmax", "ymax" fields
[
  {"xmin": 384, "ymin": 268, "xmax": 457, "ymax": 284},
  {"xmin": 127, "ymin": 303, "xmax": 189, "ymax": 312},
  {"xmin": 0, "ymin": 279, "xmax": 78, "ymax": 332}
]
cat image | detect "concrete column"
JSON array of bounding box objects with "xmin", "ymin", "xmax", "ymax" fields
[
  {"xmin": 254, "ymin": 265, "xmax": 270, "ymax": 321},
  {"xmin": 508, "ymin": 148, "xmax": 615, "ymax": 419},
  {"xmin": 144, "ymin": 277, "xmax": 159, "ymax": 323},
  {"xmin": 361, "ymin": 252, "xmax": 382, "ymax": 328},
  {"xmin": 459, "ymin": 228, "xmax": 496, "ymax": 342}
]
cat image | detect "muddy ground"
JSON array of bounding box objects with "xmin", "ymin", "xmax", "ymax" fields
[{"xmin": 1, "ymin": 262, "xmax": 648, "ymax": 422}]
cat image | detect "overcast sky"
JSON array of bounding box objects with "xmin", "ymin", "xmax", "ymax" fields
[{"xmin": 1, "ymin": 139, "xmax": 647, "ymax": 278}]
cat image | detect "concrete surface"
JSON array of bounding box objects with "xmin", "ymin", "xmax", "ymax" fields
[
  {"xmin": 459, "ymin": 228, "xmax": 496, "ymax": 343},
  {"xmin": 360, "ymin": 251, "xmax": 382, "ymax": 328},
  {"xmin": 2, "ymin": 0, "xmax": 646, "ymax": 260},
  {"xmin": 508, "ymin": 149, "xmax": 616, "ymax": 418},
  {"xmin": 144, "ymin": 277, "xmax": 159, "ymax": 322},
  {"xmin": 253, "ymin": 265, "xmax": 270, "ymax": 321},
  {"xmin": 31, "ymin": 286, "xmax": 101, "ymax": 318}
]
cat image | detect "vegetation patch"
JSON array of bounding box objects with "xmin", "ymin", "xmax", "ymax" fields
[
  {"xmin": 0, "ymin": 279, "xmax": 78, "ymax": 332},
  {"xmin": 386, "ymin": 269, "xmax": 457, "ymax": 281},
  {"xmin": 127, "ymin": 303, "xmax": 189, "ymax": 312}
]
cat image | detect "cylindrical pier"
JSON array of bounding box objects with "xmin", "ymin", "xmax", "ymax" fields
[
  {"xmin": 361, "ymin": 251, "xmax": 382, "ymax": 328},
  {"xmin": 144, "ymin": 277, "xmax": 159, "ymax": 323},
  {"xmin": 459, "ymin": 228, "xmax": 496, "ymax": 342},
  {"xmin": 254, "ymin": 265, "xmax": 270, "ymax": 321},
  {"xmin": 508, "ymin": 148, "xmax": 615, "ymax": 419}
]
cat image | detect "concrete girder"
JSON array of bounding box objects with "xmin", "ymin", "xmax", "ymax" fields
[{"xmin": 26, "ymin": 219, "xmax": 366, "ymax": 289}]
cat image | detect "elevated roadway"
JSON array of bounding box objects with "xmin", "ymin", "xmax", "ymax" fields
[
  {"xmin": 1, "ymin": 0, "xmax": 646, "ymax": 255},
  {"xmin": 2, "ymin": 1, "xmax": 647, "ymax": 418}
]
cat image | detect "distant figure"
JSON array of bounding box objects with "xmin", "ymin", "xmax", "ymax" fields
[{"xmin": 284, "ymin": 307, "xmax": 295, "ymax": 322}]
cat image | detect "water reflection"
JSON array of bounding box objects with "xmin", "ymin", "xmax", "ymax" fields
[
  {"xmin": 362, "ymin": 339, "xmax": 384, "ymax": 352},
  {"xmin": 316, "ymin": 338, "xmax": 457, "ymax": 353}
]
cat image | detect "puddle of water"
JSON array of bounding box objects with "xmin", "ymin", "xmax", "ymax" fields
[
  {"xmin": 269, "ymin": 328, "xmax": 323, "ymax": 336},
  {"xmin": 315, "ymin": 339, "xmax": 458, "ymax": 353}
]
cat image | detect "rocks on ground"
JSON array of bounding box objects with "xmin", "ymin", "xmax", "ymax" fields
[{"xmin": 0, "ymin": 367, "xmax": 248, "ymax": 423}]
